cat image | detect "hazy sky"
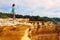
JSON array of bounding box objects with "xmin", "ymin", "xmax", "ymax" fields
[{"xmin": 0, "ymin": 0, "xmax": 60, "ymax": 18}]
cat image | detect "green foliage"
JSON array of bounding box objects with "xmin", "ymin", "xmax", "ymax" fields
[{"xmin": 0, "ymin": 12, "xmax": 60, "ymax": 23}]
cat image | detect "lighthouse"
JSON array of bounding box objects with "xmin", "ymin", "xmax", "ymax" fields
[{"xmin": 12, "ymin": 4, "xmax": 15, "ymax": 21}]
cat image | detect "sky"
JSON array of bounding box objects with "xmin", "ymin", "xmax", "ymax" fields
[{"xmin": 0, "ymin": 0, "xmax": 60, "ymax": 18}]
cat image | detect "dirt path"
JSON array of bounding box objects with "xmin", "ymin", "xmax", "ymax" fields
[{"xmin": 21, "ymin": 28, "xmax": 31, "ymax": 40}]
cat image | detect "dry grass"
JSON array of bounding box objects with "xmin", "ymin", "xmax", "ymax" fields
[
  {"xmin": 28, "ymin": 22, "xmax": 60, "ymax": 40},
  {"xmin": 0, "ymin": 25, "xmax": 29, "ymax": 40}
]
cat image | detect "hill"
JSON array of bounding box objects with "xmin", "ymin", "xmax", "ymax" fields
[{"xmin": 0, "ymin": 12, "xmax": 60, "ymax": 23}]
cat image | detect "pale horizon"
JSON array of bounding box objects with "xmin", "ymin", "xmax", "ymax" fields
[{"xmin": 0, "ymin": 0, "xmax": 60, "ymax": 18}]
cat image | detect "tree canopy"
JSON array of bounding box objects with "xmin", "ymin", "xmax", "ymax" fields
[{"xmin": 0, "ymin": 12, "xmax": 60, "ymax": 23}]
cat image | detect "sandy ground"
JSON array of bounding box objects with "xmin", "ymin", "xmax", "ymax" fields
[{"xmin": 21, "ymin": 28, "xmax": 31, "ymax": 40}]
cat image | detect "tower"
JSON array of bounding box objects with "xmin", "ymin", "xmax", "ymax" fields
[{"xmin": 12, "ymin": 4, "xmax": 15, "ymax": 20}]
